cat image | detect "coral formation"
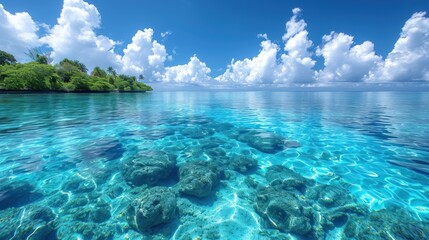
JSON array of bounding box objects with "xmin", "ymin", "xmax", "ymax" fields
[
  {"xmin": 178, "ymin": 161, "xmax": 223, "ymax": 198},
  {"xmin": 126, "ymin": 187, "xmax": 177, "ymax": 232},
  {"xmin": 122, "ymin": 150, "xmax": 177, "ymax": 186}
]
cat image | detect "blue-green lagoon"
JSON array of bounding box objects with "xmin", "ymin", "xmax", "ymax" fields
[{"xmin": 0, "ymin": 91, "xmax": 429, "ymax": 239}]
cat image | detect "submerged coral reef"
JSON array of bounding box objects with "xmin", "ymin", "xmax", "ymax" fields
[{"xmin": 1, "ymin": 114, "xmax": 428, "ymax": 240}]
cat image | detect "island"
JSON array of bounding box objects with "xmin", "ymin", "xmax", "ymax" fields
[{"xmin": 0, "ymin": 50, "xmax": 152, "ymax": 93}]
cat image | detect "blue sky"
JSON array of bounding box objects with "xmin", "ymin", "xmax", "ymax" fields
[{"xmin": 1, "ymin": 0, "xmax": 429, "ymax": 87}]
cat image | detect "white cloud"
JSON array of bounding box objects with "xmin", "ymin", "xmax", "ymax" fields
[
  {"xmin": 41, "ymin": 0, "xmax": 120, "ymax": 71},
  {"xmin": 0, "ymin": 4, "xmax": 40, "ymax": 60},
  {"xmin": 0, "ymin": 0, "xmax": 211, "ymax": 84},
  {"xmin": 275, "ymin": 8, "xmax": 315, "ymax": 83},
  {"xmin": 38, "ymin": 0, "xmax": 212, "ymax": 83},
  {"xmin": 2, "ymin": 0, "xmax": 428, "ymax": 87},
  {"xmin": 257, "ymin": 33, "xmax": 268, "ymax": 40},
  {"xmin": 215, "ymin": 39, "xmax": 279, "ymax": 84},
  {"xmin": 316, "ymin": 32, "xmax": 381, "ymax": 82},
  {"xmin": 215, "ymin": 8, "xmax": 315, "ymax": 85},
  {"xmin": 283, "ymin": 8, "xmax": 306, "ymax": 40},
  {"xmin": 161, "ymin": 31, "xmax": 172, "ymax": 38},
  {"xmin": 162, "ymin": 55, "xmax": 212, "ymax": 84},
  {"xmin": 120, "ymin": 28, "xmax": 167, "ymax": 79},
  {"xmin": 368, "ymin": 12, "xmax": 429, "ymax": 82}
]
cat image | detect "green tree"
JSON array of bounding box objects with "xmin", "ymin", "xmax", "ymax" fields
[
  {"xmin": 91, "ymin": 67, "xmax": 107, "ymax": 78},
  {"xmin": 136, "ymin": 82, "xmax": 153, "ymax": 91},
  {"xmin": 107, "ymin": 66, "xmax": 117, "ymax": 77},
  {"xmin": 70, "ymin": 75, "xmax": 91, "ymax": 91},
  {"xmin": 36, "ymin": 55, "xmax": 48, "ymax": 65},
  {"xmin": 90, "ymin": 80, "xmax": 115, "ymax": 91},
  {"xmin": 57, "ymin": 58, "xmax": 88, "ymax": 83},
  {"xmin": 0, "ymin": 54, "xmax": 153, "ymax": 92},
  {"xmin": 0, "ymin": 50, "xmax": 17, "ymax": 65},
  {"xmin": 59, "ymin": 58, "xmax": 87, "ymax": 73},
  {"xmin": 0, "ymin": 63, "xmax": 60, "ymax": 90},
  {"xmin": 0, "ymin": 64, "xmax": 25, "ymax": 89}
]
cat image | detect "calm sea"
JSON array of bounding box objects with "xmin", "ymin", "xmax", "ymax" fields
[{"xmin": 0, "ymin": 91, "xmax": 428, "ymax": 239}]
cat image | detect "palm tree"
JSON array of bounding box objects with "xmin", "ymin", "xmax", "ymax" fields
[
  {"xmin": 91, "ymin": 67, "xmax": 107, "ymax": 78},
  {"xmin": 107, "ymin": 66, "xmax": 117, "ymax": 77}
]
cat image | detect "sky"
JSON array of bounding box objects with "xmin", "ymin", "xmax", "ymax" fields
[{"xmin": 1, "ymin": 0, "xmax": 429, "ymax": 88}]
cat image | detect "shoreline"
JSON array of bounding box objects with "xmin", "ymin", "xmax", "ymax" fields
[{"xmin": 0, "ymin": 90, "xmax": 149, "ymax": 94}]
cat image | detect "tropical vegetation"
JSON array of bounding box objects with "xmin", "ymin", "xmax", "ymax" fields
[{"xmin": 0, "ymin": 50, "xmax": 152, "ymax": 92}]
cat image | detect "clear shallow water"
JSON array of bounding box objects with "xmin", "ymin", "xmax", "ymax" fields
[{"xmin": 0, "ymin": 91, "xmax": 429, "ymax": 239}]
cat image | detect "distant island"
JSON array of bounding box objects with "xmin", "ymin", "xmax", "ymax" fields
[{"xmin": 0, "ymin": 50, "xmax": 152, "ymax": 93}]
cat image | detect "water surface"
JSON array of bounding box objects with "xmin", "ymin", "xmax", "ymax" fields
[{"xmin": 0, "ymin": 92, "xmax": 428, "ymax": 239}]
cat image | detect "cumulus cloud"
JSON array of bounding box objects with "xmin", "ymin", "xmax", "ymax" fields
[
  {"xmin": 2, "ymin": 0, "xmax": 428, "ymax": 87},
  {"xmin": 41, "ymin": 0, "xmax": 120, "ymax": 71},
  {"xmin": 316, "ymin": 32, "xmax": 382, "ymax": 82},
  {"xmin": 368, "ymin": 12, "xmax": 429, "ymax": 82},
  {"xmin": 38, "ymin": 0, "xmax": 210, "ymax": 84},
  {"xmin": 284, "ymin": 8, "xmax": 307, "ymax": 40},
  {"xmin": 162, "ymin": 55, "xmax": 212, "ymax": 84},
  {"xmin": 120, "ymin": 28, "xmax": 167, "ymax": 79},
  {"xmin": 275, "ymin": 8, "xmax": 315, "ymax": 83},
  {"xmin": 215, "ymin": 39, "xmax": 279, "ymax": 84},
  {"xmin": 215, "ymin": 8, "xmax": 315, "ymax": 85},
  {"xmin": 0, "ymin": 4, "xmax": 40, "ymax": 60}
]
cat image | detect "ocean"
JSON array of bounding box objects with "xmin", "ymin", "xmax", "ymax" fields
[{"xmin": 0, "ymin": 91, "xmax": 428, "ymax": 239}]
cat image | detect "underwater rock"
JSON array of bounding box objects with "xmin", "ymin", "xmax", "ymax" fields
[
  {"xmin": 0, "ymin": 208, "xmax": 22, "ymax": 239},
  {"xmin": 73, "ymin": 208, "xmax": 91, "ymax": 222},
  {"xmin": 122, "ymin": 150, "xmax": 177, "ymax": 186},
  {"xmin": 66, "ymin": 197, "xmax": 111, "ymax": 223},
  {"xmin": 322, "ymin": 203, "xmax": 368, "ymax": 229},
  {"xmin": 265, "ymin": 165, "xmax": 312, "ymax": 192},
  {"xmin": 199, "ymin": 137, "xmax": 226, "ymax": 149},
  {"xmin": 62, "ymin": 176, "xmax": 96, "ymax": 194},
  {"xmin": 0, "ymin": 181, "xmax": 43, "ymax": 210},
  {"xmin": 229, "ymin": 129, "xmax": 287, "ymax": 153},
  {"xmin": 127, "ymin": 186, "xmax": 177, "ymax": 232},
  {"xmin": 255, "ymin": 165, "xmax": 429, "ymax": 239},
  {"xmin": 255, "ymin": 186, "xmax": 313, "ymax": 236},
  {"xmin": 181, "ymin": 126, "xmax": 215, "ymax": 139},
  {"xmin": 63, "ymin": 196, "xmax": 89, "ymax": 210},
  {"xmin": 105, "ymin": 185, "xmax": 124, "ymax": 199},
  {"xmin": 229, "ymin": 154, "xmax": 258, "ymax": 173},
  {"xmin": 205, "ymin": 147, "xmax": 227, "ymax": 160},
  {"xmin": 29, "ymin": 206, "xmax": 56, "ymax": 222},
  {"xmin": 391, "ymin": 222, "xmax": 429, "ymax": 239},
  {"xmin": 306, "ymin": 184, "xmax": 354, "ymax": 208},
  {"xmin": 72, "ymin": 207, "xmax": 111, "ymax": 223},
  {"xmin": 0, "ymin": 205, "xmax": 56, "ymax": 240},
  {"xmin": 47, "ymin": 192, "xmax": 69, "ymax": 208},
  {"xmin": 343, "ymin": 206, "xmax": 429, "ymax": 239},
  {"xmin": 244, "ymin": 176, "xmax": 260, "ymax": 189},
  {"xmin": 181, "ymin": 145, "xmax": 205, "ymax": 160},
  {"xmin": 81, "ymin": 137, "xmax": 124, "ymax": 161},
  {"xmin": 178, "ymin": 161, "xmax": 222, "ymax": 198},
  {"xmin": 91, "ymin": 208, "xmax": 111, "ymax": 223},
  {"xmin": 58, "ymin": 222, "xmax": 114, "ymax": 240},
  {"xmin": 255, "ymin": 165, "xmax": 367, "ymax": 238}
]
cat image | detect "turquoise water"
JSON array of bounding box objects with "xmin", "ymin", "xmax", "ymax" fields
[{"xmin": 0, "ymin": 91, "xmax": 429, "ymax": 239}]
